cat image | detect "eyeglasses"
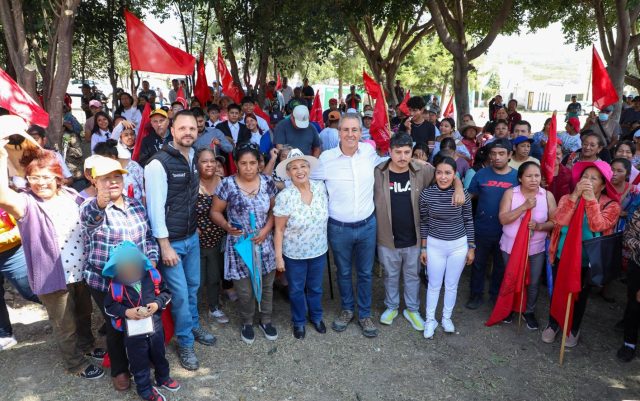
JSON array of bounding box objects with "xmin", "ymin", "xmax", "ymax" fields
[{"xmin": 26, "ymin": 175, "xmax": 56, "ymax": 184}]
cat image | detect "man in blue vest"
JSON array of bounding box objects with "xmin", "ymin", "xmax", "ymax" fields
[{"xmin": 144, "ymin": 110, "xmax": 216, "ymax": 371}]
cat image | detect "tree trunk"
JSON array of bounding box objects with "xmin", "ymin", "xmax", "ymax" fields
[
  {"xmin": 212, "ymin": 1, "xmax": 243, "ymax": 89},
  {"xmin": 383, "ymin": 71, "xmax": 396, "ymax": 106},
  {"xmin": 452, "ymin": 55, "xmax": 470, "ymax": 123},
  {"xmin": 0, "ymin": 0, "xmax": 37, "ymax": 99}
]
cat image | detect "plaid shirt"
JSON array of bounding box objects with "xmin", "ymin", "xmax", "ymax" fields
[{"xmin": 80, "ymin": 196, "xmax": 159, "ymax": 292}]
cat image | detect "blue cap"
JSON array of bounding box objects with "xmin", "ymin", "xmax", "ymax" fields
[
  {"xmin": 102, "ymin": 241, "xmax": 153, "ymax": 278},
  {"xmin": 511, "ymin": 136, "xmax": 533, "ymax": 146}
]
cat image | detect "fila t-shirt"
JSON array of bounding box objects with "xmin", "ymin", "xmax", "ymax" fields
[
  {"xmin": 468, "ymin": 166, "xmax": 518, "ymax": 237},
  {"xmin": 389, "ymin": 170, "xmax": 417, "ymax": 248}
]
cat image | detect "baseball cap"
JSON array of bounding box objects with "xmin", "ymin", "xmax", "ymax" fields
[
  {"xmin": 90, "ymin": 155, "xmax": 128, "ymax": 178},
  {"xmin": 150, "ymin": 109, "xmax": 168, "ymax": 118},
  {"xmin": 363, "ymin": 111, "xmax": 374, "ymax": 119},
  {"xmin": 89, "ymin": 100, "xmax": 102, "ymax": 108},
  {"xmin": 328, "ymin": 111, "xmax": 341, "ymax": 121},
  {"xmin": 567, "ymin": 117, "xmax": 581, "ymax": 133},
  {"xmin": 329, "ymin": 98, "xmax": 338, "ymax": 105},
  {"xmin": 489, "ymin": 138, "xmax": 513, "ymax": 151},
  {"xmin": 512, "ymin": 136, "xmax": 533, "ymax": 146},
  {"xmin": 634, "ymin": 129, "xmax": 640, "ymax": 138},
  {"xmin": 292, "ymin": 105, "xmax": 310, "ymax": 129}
]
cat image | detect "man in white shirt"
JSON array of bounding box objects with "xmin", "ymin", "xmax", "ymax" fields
[
  {"xmin": 312, "ymin": 113, "xmax": 385, "ymax": 338},
  {"xmin": 281, "ymin": 77, "xmax": 294, "ymax": 105}
]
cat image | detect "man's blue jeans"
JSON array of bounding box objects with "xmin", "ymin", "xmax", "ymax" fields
[
  {"xmin": 470, "ymin": 234, "xmax": 505, "ymax": 299},
  {"xmin": 0, "ymin": 246, "xmax": 39, "ymax": 337},
  {"xmin": 160, "ymin": 233, "xmax": 201, "ymax": 348},
  {"xmin": 328, "ymin": 216, "xmax": 376, "ymax": 319},
  {"xmin": 284, "ymin": 253, "xmax": 326, "ymax": 326}
]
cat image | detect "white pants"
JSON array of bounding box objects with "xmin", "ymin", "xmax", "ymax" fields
[{"xmin": 426, "ymin": 236, "xmax": 468, "ymax": 321}]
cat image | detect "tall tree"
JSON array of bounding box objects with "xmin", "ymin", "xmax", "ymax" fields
[
  {"xmin": 427, "ymin": 0, "xmax": 519, "ymax": 123},
  {"xmin": 0, "ymin": 0, "xmax": 81, "ymax": 147}
]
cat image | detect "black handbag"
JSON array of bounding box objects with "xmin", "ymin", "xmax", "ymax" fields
[{"xmin": 582, "ymin": 231, "xmax": 623, "ymax": 286}]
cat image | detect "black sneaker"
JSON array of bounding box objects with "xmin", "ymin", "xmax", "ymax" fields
[
  {"xmin": 502, "ymin": 312, "xmax": 513, "ymax": 324},
  {"xmin": 85, "ymin": 347, "xmax": 107, "ymax": 361},
  {"xmin": 465, "ymin": 294, "xmax": 483, "ymax": 310},
  {"xmin": 523, "ymin": 313, "xmax": 539, "ymax": 330},
  {"xmin": 176, "ymin": 346, "xmax": 199, "ymax": 371},
  {"xmin": 259, "ymin": 322, "xmax": 278, "ymax": 341},
  {"xmin": 79, "ymin": 364, "xmax": 105, "ymax": 380},
  {"xmin": 241, "ymin": 324, "xmax": 255, "ymax": 344},
  {"xmin": 192, "ymin": 326, "xmax": 217, "ymax": 346},
  {"xmin": 617, "ymin": 345, "xmax": 636, "ymax": 362}
]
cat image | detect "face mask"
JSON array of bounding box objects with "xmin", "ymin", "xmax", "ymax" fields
[{"xmin": 599, "ymin": 113, "xmax": 609, "ymax": 122}]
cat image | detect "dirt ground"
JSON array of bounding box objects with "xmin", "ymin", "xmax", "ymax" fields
[{"xmin": 1, "ymin": 264, "xmax": 639, "ymax": 401}]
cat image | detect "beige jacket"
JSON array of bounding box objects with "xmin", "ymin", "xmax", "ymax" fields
[{"xmin": 374, "ymin": 160, "xmax": 434, "ymax": 249}]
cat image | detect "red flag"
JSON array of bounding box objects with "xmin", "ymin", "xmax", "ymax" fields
[
  {"xmin": 217, "ymin": 47, "xmax": 243, "ymax": 104},
  {"xmin": 310, "ymin": 90, "xmax": 324, "ymax": 129},
  {"xmin": 550, "ymin": 198, "xmax": 586, "ymax": 335},
  {"xmin": 175, "ymin": 86, "xmax": 187, "ymax": 109},
  {"xmin": 592, "ymin": 46, "xmax": 619, "ymax": 110},
  {"xmin": 194, "ymin": 53, "xmax": 210, "ymax": 107},
  {"xmin": 276, "ymin": 74, "xmax": 282, "ymax": 91},
  {"xmin": 363, "ymin": 70, "xmax": 381, "ymax": 99},
  {"xmin": 131, "ymin": 102, "xmax": 151, "ymax": 162},
  {"xmin": 253, "ymin": 104, "xmax": 270, "ymax": 125},
  {"xmin": 161, "ymin": 304, "xmax": 174, "ymax": 344},
  {"xmin": 541, "ymin": 111, "xmax": 558, "ymax": 185},
  {"xmin": 443, "ymin": 95, "xmax": 454, "ymax": 118},
  {"xmin": 398, "ymin": 90, "xmax": 411, "ymax": 116},
  {"xmin": 485, "ymin": 210, "xmax": 532, "ymax": 326},
  {"xmin": 362, "ymin": 70, "xmax": 390, "ymax": 153},
  {"xmin": 124, "ymin": 10, "xmax": 195, "ymax": 75},
  {"xmin": 0, "ymin": 68, "xmax": 49, "ymax": 127}
]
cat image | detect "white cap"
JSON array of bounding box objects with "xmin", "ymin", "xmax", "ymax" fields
[
  {"xmin": 84, "ymin": 155, "xmax": 103, "ymax": 171},
  {"xmin": 346, "ymin": 108, "xmax": 358, "ymax": 114},
  {"xmin": 634, "ymin": 129, "xmax": 640, "ymax": 138},
  {"xmin": 363, "ymin": 110, "xmax": 374, "ymax": 118},
  {"xmin": 0, "ymin": 115, "xmax": 28, "ymax": 138},
  {"xmin": 116, "ymin": 143, "xmax": 131, "ymax": 160},
  {"xmin": 292, "ymin": 105, "xmax": 310, "ymax": 129}
]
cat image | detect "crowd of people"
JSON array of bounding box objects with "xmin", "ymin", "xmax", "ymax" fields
[{"xmin": 1, "ymin": 77, "xmax": 640, "ymax": 401}]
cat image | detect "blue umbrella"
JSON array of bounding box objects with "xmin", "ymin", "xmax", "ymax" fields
[{"xmin": 233, "ymin": 212, "xmax": 263, "ymax": 311}]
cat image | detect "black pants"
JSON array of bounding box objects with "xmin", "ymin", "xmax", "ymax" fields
[
  {"xmin": 624, "ymin": 260, "xmax": 640, "ymax": 345},
  {"xmin": 548, "ymin": 261, "xmax": 592, "ymax": 336},
  {"xmin": 125, "ymin": 330, "xmax": 170, "ymax": 397},
  {"xmin": 89, "ymin": 287, "xmax": 129, "ymax": 377}
]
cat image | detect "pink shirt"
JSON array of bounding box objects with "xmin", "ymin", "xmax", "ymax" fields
[{"xmin": 499, "ymin": 186, "xmax": 549, "ymax": 255}]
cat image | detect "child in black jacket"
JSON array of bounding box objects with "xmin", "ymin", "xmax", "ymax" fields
[{"xmin": 103, "ymin": 241, "xmax": 179, "ymax": 401}]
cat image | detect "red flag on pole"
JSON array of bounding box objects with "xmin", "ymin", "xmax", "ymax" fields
[
  {"xmin": 194, "ymin": 53, "xmax": 210, "ymax": 107},
  {"xmin": 310, "ymin": 90, "xmax": 324, "ymax": 129},
  {"xmin": 362, "ymin": 70, "xmax": 391, "ymax": 153},
  {"xmin": 443, "ymin": 95, "xmax": 454, "ymax": 118},
  {"xmin": 217, "ymin": 47, "xmax": 243, "ymax": 104},
  {"xmin": 592, "ymin": 46, "xmax": 619, "ymax": 110},
  {"xmin": 541, "ymin": 111, "xmax": 558, "ymax": 185},
  {"xmin": 131, "ymin": 102, "xmax": 151, "ymax": 162},
  {"xmin": 550, "ymin": 198, "xmax": 586, "ymax": 335},
  {"xmin": 485, "ymin": 210, "xmax": 532, "ymax": 326},
  {"xmin": 0, "ymin": 68, "xmax": 49, "ymax": 127},
  {"xmin": 276, "ymin": 74, "xmax": 282, "ymax": 91},
  {"xmin": 363, "ymin": 70, "xmax": 380, "ymax": 98},
  {"xmin": 124, "ymin": 10, "xmax": 195, "ymax": 75},
  {"xmin": 398, "ymin": 90, "xmax": 411, "ymax": 116}
]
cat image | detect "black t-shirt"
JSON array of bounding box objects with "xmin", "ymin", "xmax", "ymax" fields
[
  {"xmin": 389, "ymin": 170, "xmax": 417, "ymax": 248},
  {"xmin": 400, "ymin": 120, "xmax": 436, "ymax": 146}
]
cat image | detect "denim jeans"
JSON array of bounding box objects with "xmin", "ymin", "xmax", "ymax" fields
[
  {"xmin": 284, "ymin": 253, "xmax": 326, "ymax": 326},
  {"xmin": 0, "ymin": 246, "xmax": 39, "ymax": 337},
  {"xmin": 328, "ymin": 216, "xmax": 376, "ymax": 319},
  {"xmin": 470, "ymin": 234, "xmax": 505, "ymax": 298},
  {"xmin": 160, "ymin": 233, "xmax": 201, "ymax": 348}
]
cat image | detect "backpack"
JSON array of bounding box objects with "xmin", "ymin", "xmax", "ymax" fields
[{"xmin": 109, "ymin": 267, "xmax": 162, "ymax": 331}]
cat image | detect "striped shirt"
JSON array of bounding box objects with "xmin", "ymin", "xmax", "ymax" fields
[{"xmin": 419, "ymin": 185, "xmax": 475, "ymax": 244}]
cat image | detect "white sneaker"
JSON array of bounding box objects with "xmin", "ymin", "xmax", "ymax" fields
[
  {"xmin": 423, "ymin": 320, "xmax": 438, "ymax": 339},
  {"xmin": 209, "ymin": 307, "xmax": 230, "ymax": 324},
  {"xmin": 441, "ymin": 317, "xmax": 455, "ymax": 333},
  {"xmin": 0, "ymin": 336, "xmax": 17, "ymax": 350}
]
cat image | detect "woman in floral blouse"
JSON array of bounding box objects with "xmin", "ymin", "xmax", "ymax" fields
[
  {"xmin": 196, "ymin": 149, "xmax": 229, "ymax": 324},
  {"xmin": 273, "ymin": 149, "xmax": 328, "ymax": 339}
]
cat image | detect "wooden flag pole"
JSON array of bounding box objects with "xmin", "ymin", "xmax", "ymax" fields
[
  {"xmin": 517, "ymin": 230, "xmax": 533, "ymax": 334},
  {"xmin": 379, "ymin": 81, "xmax": 392, "ymax": 135},
  {"xmin": 559, "ymin": 293, "xmax": 573, "ymax": 365}
]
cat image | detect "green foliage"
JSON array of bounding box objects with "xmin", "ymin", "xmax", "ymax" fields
[{"xmin": 396, "ymin": 36, "xmax": 453, "ymax": 95}]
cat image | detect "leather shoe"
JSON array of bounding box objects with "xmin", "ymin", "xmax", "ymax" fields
[
  {"xmin": 112, "ymin": 372, "xmax": 131, "ymax": 391},
  {"xmin": 293, "ymin": 326, "xmax": 305, "ymax": 339},
  {"xmin": 312, "ymin": 320, "xmax": 327, "ymax": 334}
]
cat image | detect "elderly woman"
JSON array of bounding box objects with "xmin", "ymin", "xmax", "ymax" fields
[
  {"xmin": 79, "ymin": 155, "xmax": 159, "ymax": 391},
  {"xmin": 196, "ymin": 149, "xmax": 229, "ymax": 324},
  {"xmin": 211, "ymin": 143, "xmax": 279, "ymax": 345},
  {"xmin": 563, "ymin": 131, "xmax": 606, "ymax": 169},
  {"xmin": 498, "ymin": 162, "xmax": 557, "ymax": 329},
  {"xmin": 273, "ymin": 149, "xmax": 328, "ymax": 339},
  {"xmin": 0, "ymin": 142, "xmax": 104, "ymax": 379},
  {"xmin": 541, "ymin": 161, "xmax": 621, "ymax": 348}
]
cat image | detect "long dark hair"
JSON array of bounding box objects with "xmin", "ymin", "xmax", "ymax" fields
[{"xmin": 92, "ymin": 111, "xmax": 113, "ymax": 134}]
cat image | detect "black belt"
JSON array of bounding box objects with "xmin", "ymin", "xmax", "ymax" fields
[{"xmin": 328, "ymin": 213, "xmax": 375, "ymax": 228}]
